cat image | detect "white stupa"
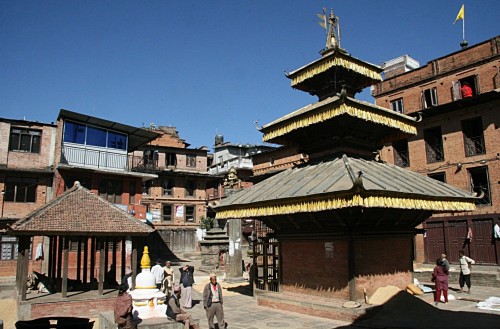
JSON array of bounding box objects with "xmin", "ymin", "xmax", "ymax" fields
[{"xmin": 129, "ymin": 246, "xmax": 167, "ymax": 319}]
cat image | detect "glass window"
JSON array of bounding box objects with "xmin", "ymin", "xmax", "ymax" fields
[
  {"xmin": 424, "ymin": 126, "xmax": 444, "ymax": 163},
  {"xmin": 393, "ymin": 139, "xmax": 409, "ymax": 167},
  {"xmin": 185, "ymin": 180, "xmax": 195, "ymax": 197},
  {"xmin": 107, "ymin": 131, "xmax": 127, "ymax": 150},
  {"xmin": 63, "ymin": 121, "xmax": 86, "ymax": 144},
  {"xmin": 9, "ymin": 128, "xmax": 41, "ymax": 153},
  {"xmin": 462, "ymin": 117, "xmax": 485, "ymax": 157},
  {"xmin": 185, "ymin": 206, "xmax": 195, "ymax": 222},
  {"xmin": 166, "ymin": 153, "xmax": 177, "ymax": 166},
  {"xmin": 4, "ymin": 177, "xmax": 37, "ymax": 203},
  {"xmin": 162, "ymin": 179, "xmax": 173, "ymax": 196},
  {"xmin": 186, "ymin": 154, "xmax": 196, "ymax": 167},
  {"xmin": 1, "ymin": 235, "xmax": 19, "ymax": 260},
  {"xmin": 162, "ymin": 205, "xmax": 173, "ymax": 221},
  {"xmin": 468, "ymin": 166, "xmax": 491, "ymax": 206},
  {"xmin": 99, "ymin": 179, "xmax": 123, "ymax": 204},
  {"xmin": 422, "ymin": 87, "xmax": 438, "ymax": 109},
  {"xmin": 428, "ymin": 172, "xmax": 446, "ymax": 183},
  {"xmin": 390, "ymin": 98, "xmax": 404, "ymax": 113},
  {"xmin": 86, "ymin": 126, "xmax": 107, "ymax": 147}
]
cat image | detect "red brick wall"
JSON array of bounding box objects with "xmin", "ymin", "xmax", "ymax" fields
[
  {"xmin": 373, "ymin": 37, "xmax": 500, "ymax": 115},
  {"xmin": 281, "ymin": 237, "xmax": 413, "ymax": 300},
  {"xmin": 27, "ymin": 296, "xmax": 116, "ymax": 319}
]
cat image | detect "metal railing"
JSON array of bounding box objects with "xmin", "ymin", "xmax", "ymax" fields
[
  {"xmin": 60, "ymin": 145, "xmax": 148, "ymax": 172},
  {"xmin": 464, "ymin": 135, "xmax": 486, "ymax": 156},
  {"xmin": 425, "ymin": 144, "xmax": 444, "ymax": 163}
]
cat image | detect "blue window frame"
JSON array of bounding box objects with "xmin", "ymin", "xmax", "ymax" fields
[
  {"xmin": 63, "ymin": 121, "xmax": 127, "ymax": 150},
  {"xmin": 63, "ymin": 122, "xmax": 86, "ymax": 144},
  {"xmin": 108, "ymin": 131, "xmax": 127, "ymax": 150},
  {"xmin": 86, "ymin": 126, "xmax": 107, "ymax": 147}
]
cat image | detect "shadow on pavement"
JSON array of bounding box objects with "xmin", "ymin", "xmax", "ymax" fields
[{"xmin": 337, "ymin": 291, "xmax": 500, "ymax": 329}]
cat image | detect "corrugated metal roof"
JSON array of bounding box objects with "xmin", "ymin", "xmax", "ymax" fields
[
  {"xmin": 216, "ymin": 155, "xmax": 476, "ymax": 213},
  {"xmin": 9, "ymin": 182, "xmax": 154, "ymax": 236}
]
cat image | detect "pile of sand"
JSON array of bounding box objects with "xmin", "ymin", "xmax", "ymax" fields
[{"xmin": 368, "ymin": 285, "xmax": 402, "ymax": 305}]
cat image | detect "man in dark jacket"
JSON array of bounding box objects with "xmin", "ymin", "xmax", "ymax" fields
[
  {"xmin": 203, "ymin": 273, "xmax": 226, "ymax": 329},
  {"xmin": 179, "ymin": 265, "xmax": 195, "ymax": 308}
]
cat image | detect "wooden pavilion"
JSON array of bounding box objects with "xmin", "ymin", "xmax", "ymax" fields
[{"xmin": 7, "ymin": 181, "xmax": 154, "ymax": 302}]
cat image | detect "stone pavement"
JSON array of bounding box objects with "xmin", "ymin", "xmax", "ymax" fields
[{"xmin": 2, "ymin": 266, "xmax": 500, "ymax": 329}]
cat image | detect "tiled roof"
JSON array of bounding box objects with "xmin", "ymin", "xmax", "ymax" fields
[{"xmin": 9, "ymin": 182, "xmax": 154, "ymax": 236}]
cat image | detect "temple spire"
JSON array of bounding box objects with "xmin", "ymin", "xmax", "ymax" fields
[{"xmin": 318, "ymin": 8, "xmax": 341, "ymax": 53}]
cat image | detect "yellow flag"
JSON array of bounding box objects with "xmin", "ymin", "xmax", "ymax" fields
[
  {"xmin": 317, "ymin": 13, "xmax": 326, "ymax": 29},
  {"xmin": 454, "ymin": 4, "xmax": 464, "ymax": 24}
]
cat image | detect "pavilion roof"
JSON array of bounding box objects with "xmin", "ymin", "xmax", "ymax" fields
[
  {"xmin": 8, "ymin": 182, "xmax": 154, "ymax": 236},
  {"xmin": 214, "ymin": 155, "xmax": 477, "ymax": 219}
]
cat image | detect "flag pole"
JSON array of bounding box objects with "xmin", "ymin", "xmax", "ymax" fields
[{"xmin": 462, "ymin": 11, "xmax": 465, "ymax": 42}]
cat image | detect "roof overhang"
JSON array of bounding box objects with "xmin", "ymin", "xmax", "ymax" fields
[{"xmin": 58, "ymin": 109, "xmax": 161, "ymax": 151}]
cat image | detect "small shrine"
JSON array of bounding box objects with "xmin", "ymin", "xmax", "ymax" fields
[
  {"xmin": 214, "ymin": 7, "xmax": 477, "ymax": 317},
  {"xmin": 129, "ymin": 246, "xmax": 167, "ymax": 319}
]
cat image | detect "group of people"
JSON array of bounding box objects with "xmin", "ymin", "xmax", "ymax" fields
[
  {"xmin": 115, "ymin": 258, "xmax": 227, "ymax": 329},
  {"xmin": 432, "ymin": 250, "xmax": 475, "ymax": 306}
]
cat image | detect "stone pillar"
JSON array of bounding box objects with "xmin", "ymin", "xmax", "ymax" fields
[{"xmin": 226, "ymin": 218, "xmax": 243, "ymax": 281}]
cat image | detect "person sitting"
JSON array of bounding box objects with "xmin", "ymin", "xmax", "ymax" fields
[
  {"xmin": 166, "ymin": 285, "xmax": 199, "ymax": 329},
  {"xmin": 114, "ymin": 283, "xmax": 137, "ymax": 329}
]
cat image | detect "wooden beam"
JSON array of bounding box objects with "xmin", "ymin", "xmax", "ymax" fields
[
  {"xmin": 83, "ymin": 238, "xmax": 88, "ymax": 287},
  {"xmin": 307, "ymin": 213, "xmax": 324, "ymax": 229},
  {"xmin": 286, "ymin": 215, "xmax": 300, "ymax": 229},
  {"xmin": 18, "ymin": 236, "xmax": 30, "ymax": 301},
  {"xmin": 348, "ymin": 235, "xmax": 356, "ymax": 301},
  {"xmin": 98, "ymin": 238, "xmax": 105, "ymax": 295},
  {"xmin": 62, "ymin": 237, "xmax": 69, "ymax": 298},
  {"xmin": 131, "ymin": 238, "xmax": 138, "ymax": 290}
]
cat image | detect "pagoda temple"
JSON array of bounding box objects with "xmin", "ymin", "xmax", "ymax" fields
[{"xmin": 214, "ymin": 9, "xmax": 477, "ymax": 316}]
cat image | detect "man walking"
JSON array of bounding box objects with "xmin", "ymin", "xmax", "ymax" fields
[
  {"xmin": 151, "ymin": 259, "xmax": 164, "ymax": 290},
  {"xmin": 203, "ymin": 273, "xmax": 226, "ymax": 329},
  {"xmin": 458, "ymin": 250, "xmax": 475, "ymax": 293}
]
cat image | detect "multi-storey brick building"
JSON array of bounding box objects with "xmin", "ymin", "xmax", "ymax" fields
[
  {"xmin": 134, "ymin": 125, "xmax": 217, "ymax": 255},
  {"xmin": 372, "ymin": 36, "xmax": 500, "ymax": 265},
  {"xmin": 0, "ymin": 118, "xmax": 57, "ymax": 277},
  {"xmin": 1, "ymin": 109, "xmax": 217, "ymax": 280}
]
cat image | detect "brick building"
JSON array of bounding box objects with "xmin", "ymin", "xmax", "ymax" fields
[
  {"xmin": 134, "ymin": 125, "xmax": 218, "ymax": 255},
  {"xmin": 372, "ymin": 36, "xmax": 500, "ymax": 265},
  {"xmin": 0, "ymin": 118, "xmax": 57, "ymax": 277}
]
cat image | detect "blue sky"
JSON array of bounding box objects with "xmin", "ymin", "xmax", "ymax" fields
[{"xmin": 1, "ymin": 1, "xmax": 499, "ymax": 149}]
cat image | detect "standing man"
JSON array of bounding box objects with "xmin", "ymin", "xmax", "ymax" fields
[
  {"xmin": 458, "ymin": 250, "xmax": 475, "ymax": 293},
  {"xmin": 163, "ymin": 261, "xmax": 175, "ymax": 298},
  {"xmin": 166, "ymin": 285, "xmax": 199, "ymax": 329},
  {"xmin": 440, "ymin": 253, "xmax": 450, "ymax": 272},
  {"xmin": 203, "ymin": 273, "xmax": 226, "ymax": 329},
  {"xmin": 151, "ymin": 259, "xmax": 164, "ymax": 290},
  {"xmin": 179, "ymin": 265, "xmax": 195, "ymax": 308}
]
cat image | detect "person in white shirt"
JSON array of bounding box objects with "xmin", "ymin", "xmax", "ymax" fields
[
  {"xmin": 458, "ymin": 250, "xmax": 475, "ymax": 293},
  {"xmin": 151, "ymin": 259, "xmax": 164, "ymax": 290}
]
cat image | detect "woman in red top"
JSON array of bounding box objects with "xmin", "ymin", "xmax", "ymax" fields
[
  {"xmin": 432, "ymin": 259, "xmax": 449, "ymax": 306},
  {"xmin": 461, "ymin": 82, "xmax": 473, "ymax": 98}
]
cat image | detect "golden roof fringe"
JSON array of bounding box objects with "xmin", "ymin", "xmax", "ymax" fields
[
  {"xmin": 215, "ymin": 195, "xmax": 475, "ymax": 219},
  {"xmin": 262, "ymin": 103, "xmax": 417, "ymax": 142},
  {"xmin": 291, "ymin": 57, "xmax": 382, "ymax": 87}
]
